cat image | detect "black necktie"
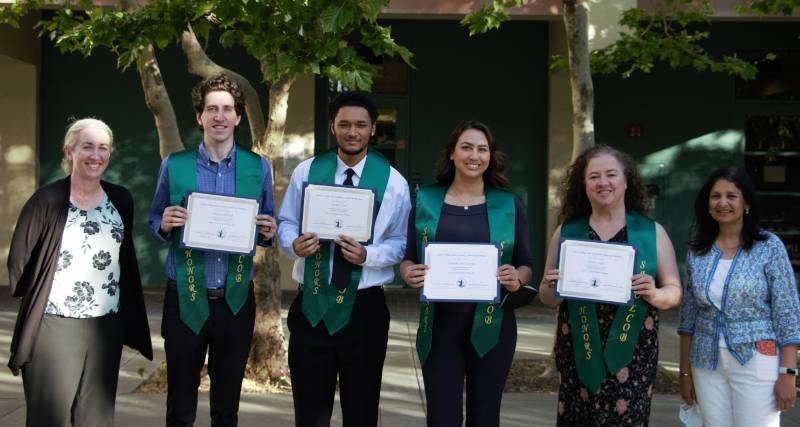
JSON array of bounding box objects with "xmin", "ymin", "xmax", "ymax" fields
[{"xmin": 331, "ymin": 168, "xmax": 356, "ymax": 290}]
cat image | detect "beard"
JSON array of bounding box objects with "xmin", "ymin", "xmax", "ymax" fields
[{"xmin": 338, "ymin": 141, "xmax": 368, "ymax": 156}]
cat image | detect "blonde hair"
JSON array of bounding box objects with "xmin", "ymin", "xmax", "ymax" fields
[{"xmin": 61, "ymin": 118, "xmax": 114, "ymax": 175}]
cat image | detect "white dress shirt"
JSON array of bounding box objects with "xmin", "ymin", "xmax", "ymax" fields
[{"xmin": 277, "ymin": 153, "xmax": 411, "ymax": 289}]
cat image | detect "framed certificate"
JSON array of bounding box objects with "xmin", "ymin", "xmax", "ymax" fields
[
  {"xmin": 555, "ymin": 238, "xmax": 636, "ymax": 305},
  {"xmin": 301, "ymin": 183, "xmax": 375, "ymax": 242},
  {"xmin": 421, "ymin": 242, "xmax": 500, "ymax": 303},
  {"xmin": 180, "ymin": 191, "xmax": 260, "ymax": 255}
]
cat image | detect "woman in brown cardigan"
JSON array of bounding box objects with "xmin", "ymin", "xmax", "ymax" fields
[{"xmin": 7, "ymin": 118, "xmax": 152, "ymax": 426}]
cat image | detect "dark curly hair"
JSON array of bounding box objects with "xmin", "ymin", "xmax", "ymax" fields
[
  {"xmin": 558, "ymin": 144, "xmax": 647, "ymax": 222},
  {"xmin": 191, "ymin": 74, "xmax": 245, "ymax": 127},
  {"xmin": 435, "ymin": 120, "xmax": 511, "ymax": 190},
  {"xmin": 688, "ymin": 166, "xmax": 767, "ymax": 254},
  {"xmin": 328, "ymin": 91, "xmax": 378, "ymax": 124}
]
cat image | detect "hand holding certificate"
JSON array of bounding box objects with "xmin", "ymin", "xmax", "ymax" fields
[
  {"xmin": 422, "ymin": 243, "xmax": 500, "ymax": 303},
  {"xmin": 301, "ymin": 184, "xmax": 375, "ymax": 242},
  {"xmin": 181, "ymin": 192, "xmax": 260, "ymax": 255},
  {"xmin": 555, "ymin": 239, "xmax": 636, "ymax": 305}
]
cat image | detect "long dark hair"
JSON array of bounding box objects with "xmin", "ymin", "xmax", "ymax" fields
[
  {"xmin": 558, "ymin": 144, "xmax": 647, "ymax": 222},
  {"xmin": 435, "ymin": 120, "xmax": 511, "ymax": 189},
  {"xmin": 688, "ymin": 166, "xmax": 767, "ymax": 254}
]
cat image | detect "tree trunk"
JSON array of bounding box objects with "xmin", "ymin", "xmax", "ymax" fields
[
  {"xmin": 246, "ymin": 75, "xmax": 295, "ymax": 383},
  {"xmin": 181, "ymin": 25, "xmax": 266, "ymax": 144},
  {"xmin": 563, "ymin": 0, "xmax": 595, "ymax": 160},
  {"xmin": 258, "ymin": 76, "xmax": 295, "ymax": 160},
  {"xmin": 137, "ymin": 44, "xmax": 184, "ymax": 157}
]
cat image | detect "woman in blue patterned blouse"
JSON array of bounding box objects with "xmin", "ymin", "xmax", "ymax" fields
[
  {"xmin": 7, "ymin": 118, "xmax": 152, "ymax": 426},
  {"xmin": 679, "ymin": 166, "xmax": 800, "ymax": 427}
]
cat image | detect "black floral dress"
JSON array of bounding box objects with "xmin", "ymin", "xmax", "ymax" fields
[{"xmin": 554, "ymin": 226, "xmax": 659, "ymax": 426}]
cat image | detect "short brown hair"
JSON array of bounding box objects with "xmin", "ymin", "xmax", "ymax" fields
[{"xmin": 191, "ymin": 74, "xmax": 245, "ymax": 117}]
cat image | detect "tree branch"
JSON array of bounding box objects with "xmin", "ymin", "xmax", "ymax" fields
[
  {"xmin": 181, "ymin": 25, "xmax": 266, "ymax": 144},
  {"xmin": 137, "ymin": 44, "xmax": 184, "ymax": 158}
]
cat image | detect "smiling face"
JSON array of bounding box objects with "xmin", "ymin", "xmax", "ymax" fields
[
  {"xmin": 708, "ymin": 179, "xmax": 748, "ymax": 227},
  {"xmin": 331, "ymin": 106, "xmax": 374, "ymax": 163},
  {"xmin": 65, "ymin": 127, "xmax": 111, "ymax": 181},
  {"xmin": 450, "ymin": 128, "xmax": 491, "ymax": 180},
  {"xmin": 584, "ymin": 153, "xmax": 628, "ymax": 210},
  {"xmin": 196, "ymin": 90, "xmax": 241, "ymax": 146}
]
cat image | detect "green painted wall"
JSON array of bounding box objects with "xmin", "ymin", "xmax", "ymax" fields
[
  {"xmin": 39, "ymin": 32, "xmax": 266, "ymax": 287},
  {"xmin": 593, "ymin": 22, "xmax": 799, "ymax": 265}
]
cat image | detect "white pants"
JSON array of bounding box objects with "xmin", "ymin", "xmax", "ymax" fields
[{"xmin": 692, "ymin": 347, "xmax": 780, "ymax": 427}]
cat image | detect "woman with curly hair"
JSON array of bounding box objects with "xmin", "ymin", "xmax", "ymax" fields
[
  {"xmin": 400, "ymin": 120, "xmax": 536, "ymax": 426},
  {"xmin": 7, "ymin": 118, "xmax": 152, "ymax": 426},
  {"xmin": 679, "ymin": 167, "xmax": 800, "ymax": 426},
  {"xmin": 538, "ymin": 144, "xmax": 681, "ymax": 425}
]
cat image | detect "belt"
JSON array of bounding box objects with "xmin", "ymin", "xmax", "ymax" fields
[
  {"xmin": 166, "ymin": 279, "xmax": 226, "ymax": 300},
  {"xmin": 297, "ymin": 284, "xmax": 384, "ymax": 296}
]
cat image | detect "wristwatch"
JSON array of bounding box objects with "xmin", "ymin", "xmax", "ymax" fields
[{"xmin": 779, "ymin": 367, "xmax": 798, "ymax": 376}]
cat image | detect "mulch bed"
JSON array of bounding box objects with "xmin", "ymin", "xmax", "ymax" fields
[
  {"xmin": 136, "ymin": 362, "xmax": 291, "ymax": 394},
  {"xmin": 503, "ymin": 359, "xmax": 681, "ymax": 394},
  {"xmin": 143, "ymin": 358, "xmax": 797, "ymax": 396}
]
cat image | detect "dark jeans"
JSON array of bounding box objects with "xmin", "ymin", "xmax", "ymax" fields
[
  {"xmin": 162, "ymin": 283, "xmax": 256, "ymax": 427},
  {"xmin": 422, "ymin": 309, "xmax": 517, "ymax": 427},
  {"xmin": 287, "ymin": 287, "xmax": 390, "ymax": 427},
  {"xmin": 22, "ymin": 313, "xmax": 123, "ymax": 427}
]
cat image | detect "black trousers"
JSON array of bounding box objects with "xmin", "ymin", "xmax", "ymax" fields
[
  {"xmin": 422, "ymin": 309, "xmax": 517, "ymax": 427},
  {"xmin": 288, "ymin": 287, "xmax": 390, "ymax": 427},
  {"xmin": 22, "ymin": 313, "xmax": 123, "ymax": 427},
  {"xmin": 161, "ymin": 283, "xmax": 256, "ymax": 427}
]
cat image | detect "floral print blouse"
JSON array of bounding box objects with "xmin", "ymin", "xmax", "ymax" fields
[{"xmin": 46, "ymin": 193, "xmax": 123, "ymax": 318}]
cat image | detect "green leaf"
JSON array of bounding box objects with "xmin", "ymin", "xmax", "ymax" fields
[{"xmin": 319, "ymin": 4, "xmax": 343, "ymax": 33}]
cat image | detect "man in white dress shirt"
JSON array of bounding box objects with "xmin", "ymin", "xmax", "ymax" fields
[{"xmin": 277, "ymin": 91, "xmax": 411, "ymax": 426}]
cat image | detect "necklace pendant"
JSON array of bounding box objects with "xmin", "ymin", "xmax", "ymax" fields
[{"xmin": 464, "ymin": 205, "xmax": 468, "ymax": 210}]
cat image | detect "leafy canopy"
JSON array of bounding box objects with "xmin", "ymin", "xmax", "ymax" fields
[
  {"xmin": 462, "ymin": 0, "xmax": 798, "ymax": 80},
  {"xmin": 1, "ymin": 0, "xmax": 414, "ymax": 90}
]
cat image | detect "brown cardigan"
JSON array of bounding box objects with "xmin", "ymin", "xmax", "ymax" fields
[{"xmin": 7, "ymin": 177, "xmax": 153, "ymax": 374}]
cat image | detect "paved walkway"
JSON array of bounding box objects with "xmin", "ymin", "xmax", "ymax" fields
[{"xmin": 0, "ymin": 286, "xmax": 798, "ymax": 426}]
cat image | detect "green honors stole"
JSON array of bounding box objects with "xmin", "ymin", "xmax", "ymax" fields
[
  {"xmin": 301, "ymin": 149, "xmax": 391, "ymax": 335},
  {"xmin": 168, "ymin": 146, "xmax": 264, "ymax": 334},
  {"xmin": 561, "ymin": 211, "xmax": 657, "ymax": 393},
  {"xmin": 415, "ymin": 185, "xmax": 516, "ymax": 365}
]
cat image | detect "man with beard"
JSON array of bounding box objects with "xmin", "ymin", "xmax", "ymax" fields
[{"xmin": 277, "ymin": 91, "xmax": 411, "ymax": 426}]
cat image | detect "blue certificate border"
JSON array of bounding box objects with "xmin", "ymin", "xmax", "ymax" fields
[
  {"xmin": 299, "ymin": 182, "xmax": 377, "ymax": 244},
  {"xmin": 554, "ymin": 237, "xmax": 638, "ymax": 306},
  {"xmin": 178, "ymin": 190, "xmax": 260, "ymax": 256},
  {"xmin": 420, "ymin": 242, "xmax": 501, "ymax": 304}
]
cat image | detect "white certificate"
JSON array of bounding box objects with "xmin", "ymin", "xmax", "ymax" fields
[
  {"xmin": 181, "ymin": 192, "xmax": 260, "ymax": 255},
  {"xmin": 301, "ymin": 184, "xmax": 375, "ymax": 242},
  {"xmin": 556, "ymin": 239, "xmax": 636, "ymax": 305},
  {"xmin": 422, "ymin": 243, "xmax": 499, "ymax": 302}
]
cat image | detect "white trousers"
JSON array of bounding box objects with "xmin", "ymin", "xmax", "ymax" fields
[{"xmin": 692, "ymin": 347, "xmax": 780, "ymax": 427}]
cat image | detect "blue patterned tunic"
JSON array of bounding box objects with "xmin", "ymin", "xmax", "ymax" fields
[{"xmin": 679, "ymin": 231, "xmax": 800, "ymax": 369}]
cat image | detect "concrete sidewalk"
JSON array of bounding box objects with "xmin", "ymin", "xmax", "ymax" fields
[{"xmin": 0, "ymin": 287, "xmax": 798, "ymax": 426}]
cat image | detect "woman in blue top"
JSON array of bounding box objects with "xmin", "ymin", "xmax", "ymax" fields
[{"xmin": 679, "ymin": 166, "xmax": 800, "ymax": 426}]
